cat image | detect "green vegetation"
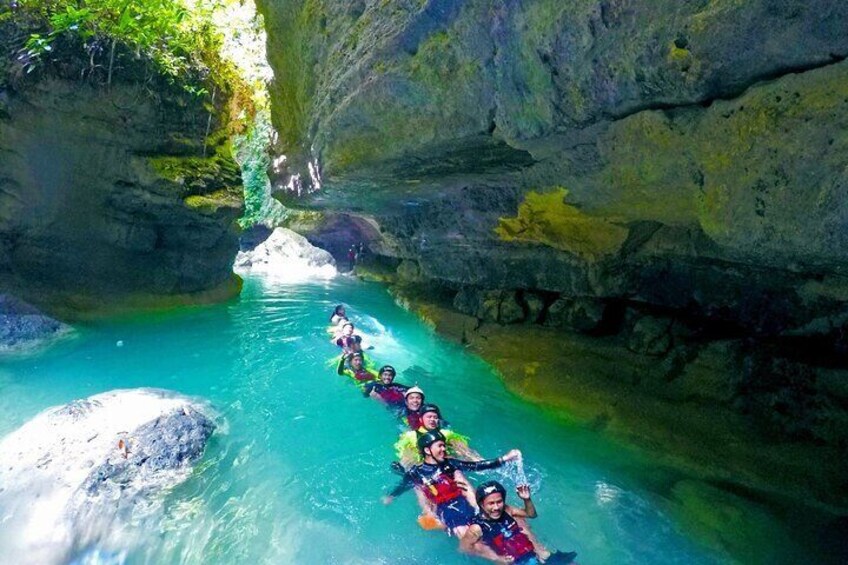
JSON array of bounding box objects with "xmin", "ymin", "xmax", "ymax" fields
[
  {"xmin": 11, "ymin": 0, "xmax": 247, "ymax": 96},
  {"xmin": 236, "ymin": 109, "xmax": 287, "ymax": 229},
  {"xmin": 8, "ymin": 0, "xmax": 283, "ymax": 229}
]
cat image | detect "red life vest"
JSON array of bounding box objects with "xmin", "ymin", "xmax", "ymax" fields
[
  {"xmin": 379, "ymin": 387, "xmax": 405, "ymax": 404},
  {"xmin": 419, "ymin": 467, "xmax": 465, "ymax": 505},
  {"xmin": 406, "ymin": 410, "xmax": 423, "ymax": 430},
  {"xmin": 351, "ymin": 368, "xmax": 373, "ymax": 382},
  {"xmin": 473, "ymin": 512, "xmax": 535, "ymax": 560}
]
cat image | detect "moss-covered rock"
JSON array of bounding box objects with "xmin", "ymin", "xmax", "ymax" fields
[
  {"xmin": 257, "ymin": 0, "xmax": 848, "ymax": 337},
  {"xmin": 665, "ymin": 480, "xmax": 789, "ymax": 563},
  {"xmin": 0, "ymin": 25, "xmax": 244, "ymax": 310}
]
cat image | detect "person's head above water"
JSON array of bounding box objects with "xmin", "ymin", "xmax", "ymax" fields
[
  {"xmin": 378, "ymin": 365, "xmax": 396, "ymax": 384},
  {"xmin": 404, "ymin": 386, "xmax": 424, "ymax": 410},
  {"xmin": 476, "ymin": 481, "xmax": 507, "ymax": 519},
  {"xmin": 349, "ymin": 352, "xmax": 364, "ymax": 370},
  {"xmin": 330, "ymin": 304, "xmax": 346, "ymax": 321},
  {"xmin": 417, "ymin": 429, "xmax": 446, "ymax": 461},
  {"xmin": 341, "ymin": 322, "xmax": 354, "ymax": 336},
  {"xmin": 419, "ymin": 403, "xmax": 441, "ymax": 430}
]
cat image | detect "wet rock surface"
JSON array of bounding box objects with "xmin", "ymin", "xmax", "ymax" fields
[
  {"xmin": 258, "ymin": 0, "xmax": 848, "ymax": 339},
  {"xmin": 234, "ymin": 226, "xmax": 337, "ymax": 277},
  {"xmin": 82, "ymin": 407, "xmax": 215, "ymax": 496},
  {"xmin": 0, "ymin": 388, "xmax": 216, "ymax": 564},
  {"xmin": 391, "ymin": 287, "xmax": 848, "ymax": 515},
  {"xmin": 0, "ymin": 293, "xmax": 70, "ymax": 353}
]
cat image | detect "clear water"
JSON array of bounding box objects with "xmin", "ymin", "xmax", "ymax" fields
[{"xmin": 0, "ymin": 276, "xmax": 815, "ymax": 564}]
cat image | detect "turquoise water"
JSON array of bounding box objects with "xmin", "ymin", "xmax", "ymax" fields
[{"xmin": 0, "ymin": 276, "xmax": 812, "ymax": 563}]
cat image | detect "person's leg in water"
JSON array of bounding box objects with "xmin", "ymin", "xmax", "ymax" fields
[
  {"xmin": 514, "ymin": 515, "xmax": 550, "ymax": 560},
  {"xmin": 414, "ymin": 487, "xmax": 443, "ymax": 530}
]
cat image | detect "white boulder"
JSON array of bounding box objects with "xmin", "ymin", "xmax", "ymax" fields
[
  {"xmin": 234, "ymin": 227, "xmax": 337, "ymax": 279},
  {"xmin": 0, "ymin": 389, "xmax": 216, "ymax": 564}
]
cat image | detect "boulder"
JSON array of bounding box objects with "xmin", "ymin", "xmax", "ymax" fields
[
  {"xmin": 453, "ymin": 286, "xmax": 482, "ymax": 317},
  {"xmin": 0, "ymin": 294, "xmax": 71, "ymax": 353},
  {"xmin": 234, "ymin": 227, "xmax": 337, "ymax": 279},
  {"xmin": 396, "ymin": 259, "xmax": 423, "ymax": 283},
  {"xmin": 546, "ymin": 297, "xmax": 605, "ymax": 333},
  {"xmin": 523, "ymin": 292, "xmax": 547, "ymax": 324},
  {"xmin": 498, "ymin": 292, "xmax": 525, "ymax": 324},
  {"xmin": 0, "ymin": 389, "xmax": 216, "ymax": 564},
  {"xmin": 627, "ymin": 314, "xmax": 675, "ymax": 356}
]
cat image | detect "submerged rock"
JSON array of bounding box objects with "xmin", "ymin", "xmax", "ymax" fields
[
  {"xmin": 0, "ymin": 389, "xmax": 216, "ymax": 565},
  {"xmin": 234, "ymin": 227, "xmax": 336, "ymax": 279},
  {"xmin": 0, "ymin": 294, "xmax": 71, "ymax": 353}
]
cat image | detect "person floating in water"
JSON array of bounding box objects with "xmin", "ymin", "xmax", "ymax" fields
[
  {"xmin": 363, "ymin": 365, "xmax": 409, "ymax": 406},
  {"xmin": 337, "ymin": 352, "xmax": 377, "ymax": 387},
  {"xmin": 395, "ymin": 403, "xmax": 477, "ymax": 468},
  {"xmin": 400, "ymin": 386, "xmax": 426, "ymax": 430},
  {"xmin": 333, "ymin": 322, "xmax": 360, "ymax": 355},
  {"xmin": 329, "ymin": 304, "xmax": 347, "ymax": 326},
  {"xmin": 461, "ymin": 481, "xmax": 578, "ymax": 564},
  {"xmin": 383, "ymin": 430, "xmax": 521, "ymax": 540}
]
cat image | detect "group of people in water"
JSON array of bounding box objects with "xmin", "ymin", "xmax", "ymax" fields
[{"xmin": 328, "ymin": 304, "xmax": 578, "ymax": 564}]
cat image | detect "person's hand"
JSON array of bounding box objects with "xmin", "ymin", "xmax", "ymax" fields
[
  {"xmin": 497, "ymin": 556, "xmax": 515, "ymax": 564},
  {"xmin": 382, "ymin": 495, "xmax": 394, "ymax": 505},
  {"xmin": 516, "ymin": 485, "xmax": 532, "ymax": 500},
  {"xmin": 502, "ymin": 449, "xmax": 522, "ymax": 462},
  {"xmin": 455, "ymin": 477, "xmax": 470, "ymax": 492}
]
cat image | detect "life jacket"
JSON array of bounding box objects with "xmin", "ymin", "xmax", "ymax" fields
[
  {"xmin": 473, "ymin": 512, "xmax": 535, "ymax": 560},
  {"xmin": 405, "ymin": 409, "xmax": 423, "ymax": 430},
  {"xmin": 377, "ymin": 384, "xmax": 406, "ymax": 404},
  {"xmin": 415, "ymin": 462, "xmax": 464, "ymax": 505},
  {"xmin": 351, "ymin": 368, "xmax": 374, "ymax": 383}
]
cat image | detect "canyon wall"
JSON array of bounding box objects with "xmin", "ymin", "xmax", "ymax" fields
[
  {"xmin": 0, "ymin": 26, "xmax": 244, "ymax": 312},
  {"xmin": 257, "ymin": 0, "xmax": 848, "ymax": 510}
]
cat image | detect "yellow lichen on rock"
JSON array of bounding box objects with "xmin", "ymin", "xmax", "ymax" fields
[{"xmin": 495, "ymin": 187, "xmax": 628, "ymax": 260}]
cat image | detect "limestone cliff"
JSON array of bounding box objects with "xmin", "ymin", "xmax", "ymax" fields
[
  {"xmin": 258, "ymin": 0, "xmax": 848, "ymax": 510},
  {"xmin": 259, "ymin": 0, "xmax": 848, "ymax": 332},
  {"xmin": 0, "ymin": 26, "xmax": 244, "ymax": 312}
]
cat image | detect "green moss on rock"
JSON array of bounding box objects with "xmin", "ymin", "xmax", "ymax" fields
[{"xmin": 495, "ymin": 187, "xmax": 628, "ymax": 260}]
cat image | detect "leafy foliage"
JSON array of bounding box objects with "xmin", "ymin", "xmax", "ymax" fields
[{"xmin": 13, "ymin": 0, "xmax": 234, "ymax": 95}]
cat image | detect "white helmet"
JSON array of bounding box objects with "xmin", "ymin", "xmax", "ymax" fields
[{"xmin": 404, "ymin": 386, "xmax": 424, "ymax": 399}]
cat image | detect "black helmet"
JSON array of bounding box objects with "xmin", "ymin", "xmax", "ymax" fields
[
  {"xmin": 476, "ymin": 481, "xmax": 507, "ymax": 505},
  {"xmin": 378, "ymin": 365, "xmax": 396, "ymax": 377},
  {"xmin": 417, "ymin": 429, "xmax": 446, "ymax": 454},
  {"xmin": 349, "ymin": 352, "xmax": 363, "ymax": 360},
  {"xmin": 420, "ymin": 403, "xmax": 441, "ymax": 417}
]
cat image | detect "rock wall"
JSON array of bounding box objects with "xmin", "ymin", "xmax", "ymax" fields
[
  {"xmin": 258, "ymin": 0, "xmax": 848, "ymax": 335},
  {"xmin": 0, "ymin": 29, "xmax": 244, "ymax": 311},
  {"xmin": 258, "ymin": 1, "xmax": 848, "ymax": 510}
]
